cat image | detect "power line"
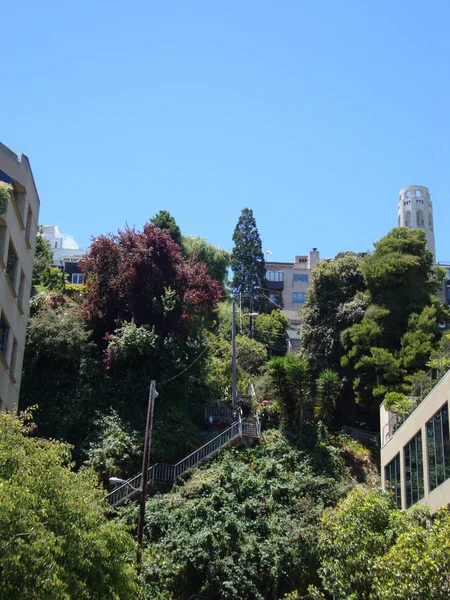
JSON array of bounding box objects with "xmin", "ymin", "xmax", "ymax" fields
[{"xmin": 158, "ymin": 321, "xmax": 224, "ymax": 386}]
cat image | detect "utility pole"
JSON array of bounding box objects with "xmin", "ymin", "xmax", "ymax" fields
[
  {"xmin": 136, "ymin": 379, "xmax": 156, "ymax": 574},
  {"xmin": 232, "ymin": 298, "xmax": 237, "ymax": 413},
  {"xmin": 249, "ymin": 284, "xmax": 254, "ymax": 339}
]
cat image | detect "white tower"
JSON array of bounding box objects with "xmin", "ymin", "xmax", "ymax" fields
[{"xmin": 398, "ymin": 185, "xmax": 435, "ymax": 260}]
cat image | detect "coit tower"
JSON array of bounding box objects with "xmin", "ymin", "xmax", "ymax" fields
[{"xmin": 397, "ymin": 185, "xmax": 435, "ymax": 261}]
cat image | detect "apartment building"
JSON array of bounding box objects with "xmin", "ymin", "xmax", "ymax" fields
[
  {"xmin": 41, "ymin": 224, "xmax": 87, "ymax": 284},
  {"xmin": 0, "ymin": 142, "xmax": 39, "ymax": 411},
  {"xmin": 380, "ymin": 369, "xmax": 450, "ymax": 513},
  {"xmin": 265, "ymin": 248, "xmax": 319, "ymax": 312}
]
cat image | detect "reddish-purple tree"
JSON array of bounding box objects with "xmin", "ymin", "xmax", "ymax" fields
[{"xmin": 79, "ymin": 224, "xmax": 221, "ymax": 342}]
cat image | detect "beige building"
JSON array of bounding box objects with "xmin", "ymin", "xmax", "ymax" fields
[
  {"xmin": 380, "ymin": 369, "xmax": 450, "ymax": 513},
  {"xmin": 265, "ymin": 249, "xmax": 319, "ymax": 312},
  {"xmin": 0, "ymin": 142, "xmax": 39, "ymax": 411}
]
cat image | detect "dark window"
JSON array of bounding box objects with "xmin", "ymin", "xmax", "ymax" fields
[
  {"xmin": 266, "ymin": 271, "xmax": 284, "ymax": 282},
  {"xmin": 9, "ymin": 339, "xmax": 17, "ymax": 379},
  {"xmin": 293, "ymin": 274, "xmax": 308, "ymax": 283},
  {"xmin": 71, "ymin": 273, "xmax": 84, "ymax": 285},
  {"xmin": 293, "ymin": 292, "xmax": 306, "ymax": 303},
  {"xmin": 25, "ymin": 207, "xmax": 32, "ymax": 241},
  {"xmin": 404, "ymin": 431, "xmax": 424, "ymax": 507},
  {"xmin": 385, "ymin": 453, "xmax": 401, "ymax": 508},
  {"xmin": 427, "ymin": 403, "xmax": 450, "ymax": 491},
  {"xmin": 0, "ymin": 313, "xmax": 9, "ymax": 359},
  {"xmin": 18, "ymin": 271, "xmax": 25, "ymax": 308},
  {"xmin": 6, "ymin": 242, "xmax": 17, "ymax": 287}
]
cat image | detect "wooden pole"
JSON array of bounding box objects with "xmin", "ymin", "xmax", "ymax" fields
[{"xmin": 136, "ymin": 380, "xmax": 156, "ymax": 574}]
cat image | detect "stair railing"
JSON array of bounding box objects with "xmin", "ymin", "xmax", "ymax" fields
[{"xmin": 107, "ymin": 417, "xmax": 260, "ymax": 507}]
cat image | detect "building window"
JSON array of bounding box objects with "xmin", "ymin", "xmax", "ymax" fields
[
  {"xmin": 0, "ymin": 222, "xmax": 7, "ymax": 264},
  {"xmin": 71, "ymin": 273, "xmax": 84, "ymax": 285},
  {"xmin": 427, "ymin": 403, "xmax": 450, "ymax": 491},
  {"xmin": 9, "ymin": 339, "xmax": 17, "ymax": 380},
  {"xmin": 268, "ymin": 293, "xmax": 281, "ymax": 306},
  {"xmin": 292, "ymin": 292, "xmax": 306, "ymax": 304},
  {"xmin": 0, "ymin": 313, "xmax": 10, "ymax": 359},
  {"xmin": 6, "ymin": 242, "xmax": 18, "ymax": 288},
  {"xmin": 18, "ymin": 271, "xmax": 25, "ymax": 309},
  {"xmin": 404, "ymin": 431, "xmax": 424, "ymax": 508},
  {"xmin": 417, "ymin": 210, "xmax": 424, "ymax": 228},
  {"xmin": 55, "ymin": 242, "xmax": 58, "ymax": 248},
  {"xmin": 293, "ymin": 274, "xmax": 308, "ymax": 283},
  {"xmin": 385, "ymin": 453, "xmax": 401, "ymax": 508},
  {"xmin": 25, "ymin": 207, "xmax": 32, "ymax": 242},
  {"xmin": 266, "ymin": 271, "xmax": 284, "ymax": 282}
]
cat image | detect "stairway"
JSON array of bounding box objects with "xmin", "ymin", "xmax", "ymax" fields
[{"xmin": 106, "ymin": 416, "xmax": 261, "ymax": 507}]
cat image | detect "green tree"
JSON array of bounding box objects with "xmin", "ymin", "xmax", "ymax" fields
[
  {"xmin": 301, "ymin": 252, "xmax": 366, "ymax": 375},
  {"xmin": 374, "ymin": 507, "xmax": 450, "ymax": 600},
  {"xmin": 140, "ymin": 427, "xmax": 359, "ymax": 600},
  {"xmin": 268, "ymin": 354, "xmax": 312, "ymax": 428},
  {"xmin": 150, "ymin": 209, "xmax": 182, "ymax": 246},
  {"xmin": 84, "ymin": 411, "xmax": 141, "ymax": 486},
  {"xmin": 317, "ymin": 487, "xmax": 407, "ymax": 600},
  {"xmin": 0, "ymin": 411, "xmax": 137, "ymax": 600},
  {"xmin": 231, "ymin": 208, "xmax": 266, "ymax": 297},
  {"xmin": 182, "ymin": 235, "xmax": 230, "ymax": 287},
  {"xmin": 40, "ymin": 266, "xmax": 66, "ymax": 292},
  {"xmin": 314, "ymin": 369, "xmax": 341, "ymax": 421},
  {"xmin": 341, "ymin": 228, "xmax": 447, "ymax": 409},
  {"xmin": 19, "ymin": 299, "xmax": 96, "ymax": 452},
  {"xmin": 317, "ymin": 486, "xmax": 450, "ymax": 600},
  {"xmin": 0, "ymin": 181, "xmax": 11, "ymax": 214},
  {"xmin": 32, "ymin": 226, "xmax": 54, "ymax": 291},
  {"xmin": 253, "ymin": 310, "xmax": 290, "ymax": 356}
]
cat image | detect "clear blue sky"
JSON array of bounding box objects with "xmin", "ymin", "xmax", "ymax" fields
[{"xmin": 2, "ymin": 1, "xmax": 450, "ymax": 262}]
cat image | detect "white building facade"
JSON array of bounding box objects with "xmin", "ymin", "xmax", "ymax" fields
[
  {"xmin": 0, "ymin": 142, "xmax": 39, "ymax": 411},
  {"xmin": 398, "ymin": 185, "xmax": 435, "ymax": 260}
]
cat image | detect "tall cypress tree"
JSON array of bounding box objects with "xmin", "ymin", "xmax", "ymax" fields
[
  {"xmin": 231, "ymin": 208, "xmax": 266, "ymax": 295},
  {"xmin": 150, "ymin": 210, "xmax": 182, "ymax": 246}
]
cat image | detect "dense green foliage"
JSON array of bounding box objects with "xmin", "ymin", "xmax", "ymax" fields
[
  {"xmin": 18, "ymin": 218, "xmax": 450, "ymax": 599},
  {"xmin": 182, "ymin": 235, "xmax": 231, "ymax": 288},
  {"xmin": 231, "ymin": 207, "xmax": 266, "ymax": 296},
  {"xmin": 150, "ymin": 209, "xmax": 182, "ymax": 246},
  {"xmin": 301, "ymin": 252, "xmax": 366, "ymax": 376},
  {"xmin": 0, "ymin": 411, "xmax": 137, "ymax": 600},
  {"xmin": 315, "ymin": 487, "xmax": 450, "ymax": 600},
  {"xmin": 0, "ymin": 181, "xmax": 11, "ymax": 214},
  {"xmin": 301, "ymin": 229, "xmax": 448, "ymax": 420},
  {"xmin": 139, "ymin": 426, "xmax": 374, "ymax": 600},
  {"xmin": 32, "ymin": 227, "xmax": 54, "ymax": 290}
]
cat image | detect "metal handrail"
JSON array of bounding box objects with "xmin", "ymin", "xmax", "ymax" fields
[
  {"xmin": 382, "ymin": 365, "xmax": 450, "ymax": 447},
  {"xmin": 107, "ymin": 417, "xmax": 260, "ymax": 507}
]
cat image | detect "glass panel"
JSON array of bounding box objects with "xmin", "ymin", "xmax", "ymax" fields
[
  {"xmin": 385, "ymin": 453, "xmax": 401, "ymax": 508},
  {"xmin": 427, "ymin": 403, "xmax": 450, "ymax": 491},
  {"xmin": 6, "ymin": 242, "xmax": 17, "ymax": 286},
  {"xmin": 293, "ymin": 274, "xmax": 308, "ymax": 283},
  {"xmin": 266, "ymin": 271, "xmax": 284, "ymax": 282},
  {"xmin": 404, "ymin": 431, "xmax": 423, "ymax": 508},
  {"xmin": 0, "ymin": 314, "xmax": 9, "ymax": 358},
  {"xmin": 293, "ymin": 293, "xmax": 306, "ymax": 303}
]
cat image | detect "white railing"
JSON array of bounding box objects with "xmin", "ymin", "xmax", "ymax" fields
[{"xmin": 106, "ymin": 417, "xmax": 260, "ymax": 507}]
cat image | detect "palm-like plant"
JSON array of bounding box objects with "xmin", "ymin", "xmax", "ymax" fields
[{"xmin": 314, "ymin": 369, "xmax": 341, "ymax": 421}]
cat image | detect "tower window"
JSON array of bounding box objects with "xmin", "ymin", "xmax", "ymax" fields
[
  {"xmin": 417, "ymin": 211, "xmax": 424, "ymax": 228},
  {"xmin": 406, "ymin": 191, "xmax": 411, "ymax": 198},
  {"xmin": 416, "ymin": 190, "xmax": 422, "ymax": 197}
]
